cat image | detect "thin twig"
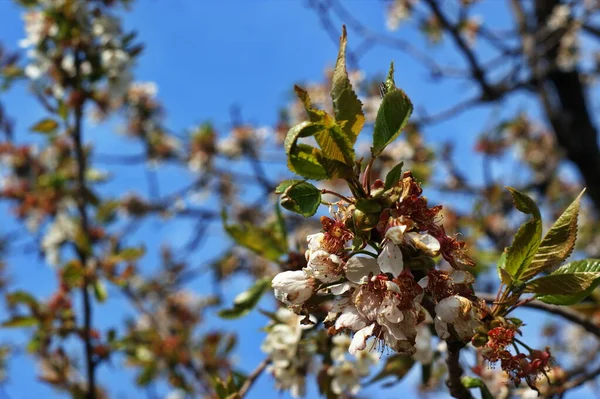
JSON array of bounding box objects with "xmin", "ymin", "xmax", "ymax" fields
[
  {"xmin": 238, "ymin": 357, "xmax": 270, "ymax": 398},
  {"xmin": 478, "ymin": 292, "xmax": 600, "ymax": 340}
]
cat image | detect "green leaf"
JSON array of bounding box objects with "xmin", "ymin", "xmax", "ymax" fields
[
  {"xmin": 461, "ymin": 377, "xmax": 494, "ymax": 399},
  {"xmin": 371, "ymin": 64, "xmax": 413, "ymax": 157},
  {"xmin": 330, "ymin": 25, "xmax": 364, "ymax": 144},
  {"xmin": 275, "ymin": 179, "xmax": 300, "ymax": 194},
  {"xmin": 535, "ymin": 259, "xmax": 600, "ymax": 305},
  {"xmin": 384, "ymin": 161, "xmax": 404, "ymax": 190},
  {"xmin": 314, "ymin": 123, "xmax": 355, "ymax": 165},
  {"xmin": 30, "ymin": 118, "xmax": 59, "ymax": 134},
  {"xmin": 496, "ymin": 252, "xmax": 514, "ymax": 285},
  {"xmin": 526, "ymin": 272, "xmax": 600, "ymax": 295},
  {"xmin": 384, "ymin": 61, "xmax": 396, "ymax": 93},
  {"xmin": 222, "ymin": 210, "xmax": 287, "ymax": 262},
  {"xmin": 62, "ymin": 261, "xmax": 84, "ymax": 288},
  {"xmin": 504, "ymin": 219, "xmax": 542, "ymax": 279},
  {"xmin": 503, "ymin": 188, "xmax": 542, "ymax": 279},
  {"xmin": 285, "ymin": 122, "xmax": 329, "ymax": 180},
  {"xmin": 506, "ymin": 187, "xmax": 541, "ymax": 219},
  {"xmin": 96, "ymin": 200, "xmax": 120, "ymax": 223},
  {"xmin": 218, "ymin": 278, "xmax": 270, "ymax": 319},
  {"xmin": 2, "ymin": 316, "xmax": 38, "ymax": 328},
  {"xmin": 294, "ymin": 85, "xmax": 331, "ymax": 123},
  {"xmin": 111, "ymin": 246, "xmax": 146, "ymax": 263},
  {"xmin": 93, "ymin": 280, "xmax": 108, "ymax": 302},
  {"xmin": 280, "ymin": 180, "xmax": 322, "ymax": 217},
  {"xmin": 136, "ymin": 364, "xmax": 158, "ymax": 386},
  {"xmin": 6, "ymin": 290, "xmax": 38, "ymax": 308},
  {"xmin": 522, "ymin": 189, "xmax": 584, "ymax": 281},
  {"xmin": 368, "ymin": 354, "xmax": 414, "ymax": 385}
]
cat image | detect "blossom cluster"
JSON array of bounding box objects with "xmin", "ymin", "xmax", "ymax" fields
[
  {"xmin": 272, "ymin": 172, "xmax": 484, "ymax": 359},
  {"xmin": 260, "ymin": 308, "xmax": 314, "ymax": 398}
]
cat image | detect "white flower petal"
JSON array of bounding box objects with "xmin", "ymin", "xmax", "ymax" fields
[
  {"xmin": 271, "ymin": 270, "xmax": 314, "ymax": 305},
  {"xmin": 378, "ymin": 242, "xmax": 404, "ymax": 277},
  {"xmin": 335, "ymin": 306, "xmax": 368, "ymax": 331},
  {"xmin": 450, "ymin": 270, "xmax": 475, "ymax": 285},
  {"xmin": 345, "ymin": 256, "xmax": 379, "ymax": 283},
  {"xmin": 405, "ymin": 232, "xmax": 440, "ymax": 256},
  {"xmin": 305, "ymin": 250, "xmax": 344, "ymax": 283},
  {"xmin": 349, "ymin": 324, "xmax": 375, "ymax": 355},
  {"xmin": 330, "ymin": 281, "xmax": 354, "ymax": 295},
  {"xmin": 385, "ymin": 224, "xmax": 407, "ymax": 244}
]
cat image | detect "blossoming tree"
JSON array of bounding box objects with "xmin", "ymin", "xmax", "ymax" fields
[{"xmin": 0, "ymin": 1, "xmax": 600, "ymax": 399}]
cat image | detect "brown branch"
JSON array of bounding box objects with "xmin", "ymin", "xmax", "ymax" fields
[
  {"xmin": 446, "ymin": 341, "xmax": 475, "ymax": 399},
  {"xmin": 477, "ymin": 293, "xmax": 600, "ymax": 340},
  {"xmin": 72, "ymin": 52, "xmax": 96, "ymax": 399},
  {"xmin": 423, "ymin": 0, "xmax": 498, "ymax": 100},
  {"xmin": 238, "ymin": 357, "xmax": 270, "ymax": 398},
  {"xmin": 554, "ymin": 364, "xmax": 600, "ymax": 395},
  {"xmin": 327, "ymin": 0, "xmax": 469, "ymax": 78}
]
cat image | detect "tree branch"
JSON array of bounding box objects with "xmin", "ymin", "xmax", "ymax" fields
[
  {"xmin": 446, "ymin": 341, "xmax": 474, "ymax": 399},
  {"xmin": 478, "ymin": 293, "xmax": 600, "ymax": 340},
  {"xmin": 423, "ymin": 0, "xmax": 499, "ymax": 100},
  {"xmin": 72, "ymin": 52, "xmax": 96, "ymax": 399},
  {"xmin": 238, "ymin": 357, "xmax": 270, "ymax": 398}
]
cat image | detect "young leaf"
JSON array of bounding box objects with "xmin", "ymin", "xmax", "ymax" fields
[
  {"xmin": 371, "ymin": 63, "xmax": 413, "ymax": 157},
  {"xmin": 222, "ymin": 209, "xmax": 287, "ymax": 262},
  {"xmin": 30, "ymin": 118, "xmax": 59, "ymax": 134},
  {"xmin": 6, "ymin": 290, "xmax": 38, "ymax": 308},
  {"xmin": 506, "ymin": 187, "xmax": 541, "ymax": 219},
  {"xmin": 280, "ymin": 180, "xmax": 322, "ymax": 217},
  {"xmin": 461, "ymin": 377, "xmax": 494, "ymax": 399},
  {"xmin": 93, "ymin": 280, "xmax": 108, "ymax": 302},
  {"xmin": 367, "ymin": 354, "xmax": 414, "ymax": 385},
  {"xmin": 2, "ymin": 316, "xmax": 38, "ymax": 328},
  {"xmin": 294, "ymin": 85, "xmax": 331, "ymax": 123},
  {"xmin": 331, "ymin": 25, "xmax": 364, "ymax": 144},
  {"xmin": 285, "ymin": 121, "xmax": 353, "ymax": 180},
  {"xmin": 521, "ymin": 189, "xmax": 585, "ymax": 280},
  {"xmin": 496, "ymin": 252, "xmax": 513, "ymax": 285},
  {"xmin": 526, "ymin": 272, "xmax": 600, "ymax": 296},
  {"xmin": 315, "ymin": 123, "xmax": 355, "ymax": 165},
  {"xmin": 534, "ymin": 259, "xmax": 600, "ymax": 305},
  {"xmin": 504, "ymin": 219, "xmax": 542, "ymax": 280},
  {"xmin": 503, "ymin": 188, "xmax": 542, "ymax": 279},
  {"xmin": 384, "ymin": 161, "xmax": 404, "ymax": 190},
  {"xmin": 218, "ymin": 278, "xmax": 270, "ymax": 319}
]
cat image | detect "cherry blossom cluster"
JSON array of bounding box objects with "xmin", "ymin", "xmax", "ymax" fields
[
  {"xmin": 260, "ymin": 308, "xmax": 314, "ymax": 398},
  {"xmin": 272, "ymin": 172, "xmax": 485, "ymax": 358}
]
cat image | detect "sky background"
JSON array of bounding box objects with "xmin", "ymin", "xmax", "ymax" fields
[{"xmin": 0, "ymin": 0, "xmax": 595, "ymax": 398}]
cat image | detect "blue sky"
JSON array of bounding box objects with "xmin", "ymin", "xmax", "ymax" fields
[{"xmin": 0, "ymin": 1, "xmax": 595, "ymax": 398}]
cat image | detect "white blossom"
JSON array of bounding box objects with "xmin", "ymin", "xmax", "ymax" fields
[
  {"xmin": 304, "ymin": 250, "xmax": 344, "ymax": 283},
  {"xmin": 329, "ymin": 361, "xmax": 362, "ymax": 395},
  {"xmin": 434, "ymin": 295, "xmax": 481, "ymax": 341},
  {"xmin": 41, "ymin": 213, "xmax": 77, "ymax": 266},
  {"xmin": 272, "ymin": 270, "xmax": 315, "ymax": 305}
]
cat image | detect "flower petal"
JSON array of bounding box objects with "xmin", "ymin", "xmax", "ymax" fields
[
  {"xmin": 405, "ymin": 232, "xmax": 440, "ymax": 256},
  {"xmin": 335, "ymin": 305, "xmax": 368, "ymax": 331},
  {"xmin": 349, "ymin": 324, "xmax": 375, "ymax": 355},
  {"xmin": 345, "ymin": 256, "xmax": 379, "ymax": 283},
  {"xmin": 378, "ymin": 242, "xmax": 404, "ymax": 277}
]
